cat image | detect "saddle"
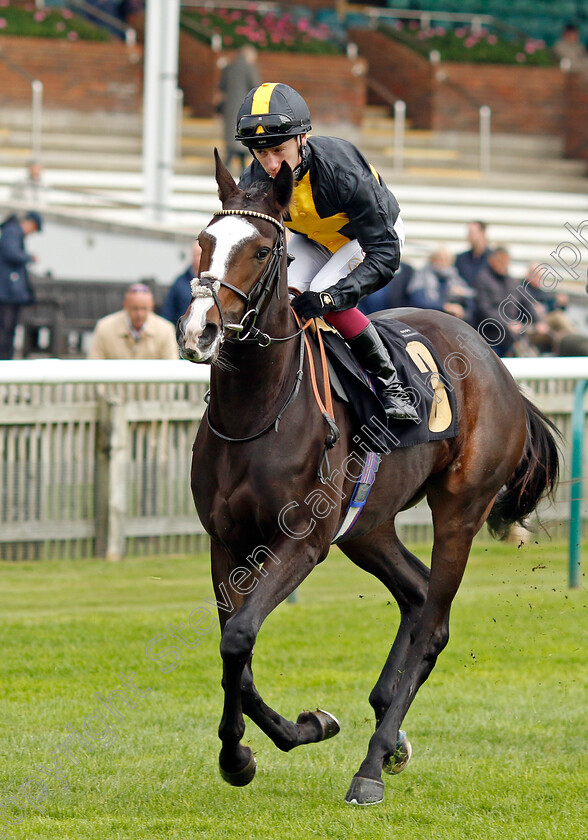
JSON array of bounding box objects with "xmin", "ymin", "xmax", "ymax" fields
[{"xmin": 318, "ymin": 314, "xmax": 459, "ymax": 453}]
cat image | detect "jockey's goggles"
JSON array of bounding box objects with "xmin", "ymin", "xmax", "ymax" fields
[{"xmin": 236, "ymin": 113, "xmax": 307, "ymax": 138}]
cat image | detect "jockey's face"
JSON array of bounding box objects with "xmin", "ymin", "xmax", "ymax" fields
[{"xmin": 253, "ymin": 136, "xmax": 305, "ymax": 179}]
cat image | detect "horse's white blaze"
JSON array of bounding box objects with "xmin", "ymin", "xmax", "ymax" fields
[
  {"xmin": 182, "ymin": 217, "xmax": 258, "ymax": 356},
  {"xmin": 207, "ymin": 216, "xmax": 258, "ymax": 280}
]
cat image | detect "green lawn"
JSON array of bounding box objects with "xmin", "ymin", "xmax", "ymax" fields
[{"xmin": 0, "ymin": 541, "xmax": 586, "ymax": 839}]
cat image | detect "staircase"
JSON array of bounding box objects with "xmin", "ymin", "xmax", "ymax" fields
[{"xmin": 1, "ymin": 106, "xmax": 587, "ymax": 286}]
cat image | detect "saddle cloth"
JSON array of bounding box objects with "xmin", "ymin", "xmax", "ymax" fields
[{"xmin": 319, "ymin": 314, "xmax": 459, "ymax": 453}]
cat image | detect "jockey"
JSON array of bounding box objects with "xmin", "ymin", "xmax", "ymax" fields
[{"xmin": 235, "ymin": 82, "xmax": 418, "ymax": 421}]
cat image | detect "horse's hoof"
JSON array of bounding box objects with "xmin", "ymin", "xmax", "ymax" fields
[
  {"xmin": 296, "ymin": 708, "xmax": 340, "ymax": 742},
  {"xmin": 344, "ymin": 775, "xmax": 384, "ymax": 806},
  {"xmin": 219, "ymin": 747, "xmax": 257, "ymax": 787},
  {"xmin": 383, "ymin": 729, "xmax": 412, "ymax": 775}
]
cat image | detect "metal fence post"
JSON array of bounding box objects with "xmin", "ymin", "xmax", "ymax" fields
[
  {"xmin": 393, "ymin": 100, "xmax": 406, "ymax": 172},
  {"xmin": 568, "ymin": 379, "xmax": 587, "ymax": 588},
  {"xmin": 479, "ymin": 105, "xmax": 491, "ymax": 175},
  {"xmin": 31, "ymin": 79, "xmax": 43, "ymax": 161}
]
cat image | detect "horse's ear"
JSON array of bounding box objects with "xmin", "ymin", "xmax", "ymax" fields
[
  {"xmin": 214, "ymin": 148, "xmax": 240, "ymax": 204},
  {"xmin": 271, "ymin": 160, "xmax": 294, "ymax": 216}
]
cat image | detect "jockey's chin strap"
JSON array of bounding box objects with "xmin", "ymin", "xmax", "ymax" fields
[{"xmin": 197, "ymin": 209, "xmax": 292, "ymax": 347}]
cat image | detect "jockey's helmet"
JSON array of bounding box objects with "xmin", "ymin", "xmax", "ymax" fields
[{"xmin": 235, "ymin": 83, "xmax": 312, "ymax": 150}]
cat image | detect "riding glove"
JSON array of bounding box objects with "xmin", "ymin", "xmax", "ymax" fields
[{"xmin": 291, "ymin": 290, "xmax": 337, "ymax": 319}]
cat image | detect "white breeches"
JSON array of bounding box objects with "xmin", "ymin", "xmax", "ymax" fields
[{"xmin": 286, "ymin": 216, "xmax": 405, "ymax": 295}]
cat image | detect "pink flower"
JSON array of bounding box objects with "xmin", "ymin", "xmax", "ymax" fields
[
  {"xmin": 67, "ymin": 30, "xmax": 78, "ymax": 41},
  {"xmin": 298, "ymin": 18, "xmax": 309, "ymax": 31},
  {"xmin": 0, "ymin": 18, "xmax": 6, "ymax": 29},
  {"xmin": 515, "ymin": 52, "xmax": 525, "ymax": 62},
  {"xmin": 525, "ymin": 42, "xmax": 536, "ymax": 53},
  {"xmin": 62, "ymin": 9, "xmax": 74, "ymax": 19},
  {"xmin": 487, "ymin": 34, "xmax": 498, "ymax": 45},
  {"xmin": 455, "ymin": 27, "xmax": 467, "ymax": 38},
  {"xmin": 435, "ymin": 26, "xmax": 446, "ymax": 36},
  {"xmin": 34, "ymin": 11, "xmax": 46, "ymax": 21},
  {"xmin": 464, "ymin": 36, "xmax": 477, "ymax": 48},
  {"xmin": 56, "ymin": 22, "xmax": 65, "ymax": 31},
  {"xmin": 394, "ymin": 21, "xmax": 404, "ymax": 30},
  {"xmin": 0, "ymin": 0, "xmax": 9, "ymax": 7}
]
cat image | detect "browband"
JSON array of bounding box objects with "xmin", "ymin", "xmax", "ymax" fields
[{"xmin": 213, "ymin": 209, "xmax": 285, "ymax": 233}]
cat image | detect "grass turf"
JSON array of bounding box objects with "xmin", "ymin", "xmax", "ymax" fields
[{"xmin": 0, "ymin": 540, "xmax": 586, "ymax": 839}]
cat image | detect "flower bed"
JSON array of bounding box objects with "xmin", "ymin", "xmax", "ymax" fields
[
  {"xmin": 182, "ymin": 6, "xmax": 341, "ymax": 54},
  {"xmin": 0, "ymin": 0, "xmax": 109, "ymax": 41},
  {"xmin": 380, "ymin": 21, "xmax": 555, "ymax": 67}
]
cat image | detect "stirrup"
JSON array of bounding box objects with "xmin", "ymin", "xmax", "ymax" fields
[{"xmin": 381, "ymin": 389, "xmax": 419, "ymax": 421}]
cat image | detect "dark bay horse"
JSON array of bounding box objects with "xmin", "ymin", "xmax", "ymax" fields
[{"xmin": 176, "ymin": 152, "xmax": 559, "ymax": 805}]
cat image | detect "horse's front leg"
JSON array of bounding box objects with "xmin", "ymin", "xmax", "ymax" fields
[{"xmin": 215, "ymin": 536, "xmax": 330, "ymax": 785}]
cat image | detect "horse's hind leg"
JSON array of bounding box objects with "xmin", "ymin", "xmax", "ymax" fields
[
  {"xmin": 345, "ymin": 490, "xmax": 496, "ymax": 805},
  {"xmin": 342, "ymin": 522, "xmax": 430, "ymax": 728}
]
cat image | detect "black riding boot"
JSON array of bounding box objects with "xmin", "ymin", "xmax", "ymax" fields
[{"xmin": 349, "ymin": 323, "xmax": 419, "ymax": 421}]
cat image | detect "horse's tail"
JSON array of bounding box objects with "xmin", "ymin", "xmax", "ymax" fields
[{"xmin": 486, "ymin": 394, "xmax": 560, "ymax": 540}]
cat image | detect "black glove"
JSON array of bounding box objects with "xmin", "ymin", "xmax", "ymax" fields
[{"xmin": 291, "ymin": 290, "xmax": 337, "ymax": 319}]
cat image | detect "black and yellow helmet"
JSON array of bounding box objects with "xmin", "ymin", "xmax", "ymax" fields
[{"xmin": 235, "ymin": 82, "xmax": 312, "ymax": 150}]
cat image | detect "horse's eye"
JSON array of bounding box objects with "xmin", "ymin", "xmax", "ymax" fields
[{"xmin": 255, "ymin": 248, "xmax": 270, "ymax": 260}]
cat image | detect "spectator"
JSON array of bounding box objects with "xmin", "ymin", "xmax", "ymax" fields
[
  {"xmin": 524, "ymin": 262, "xmax": 586, "ymax": 354},
  {"xmin": 455, "ymin": 221, "xmax": 490, "ymax": 287},
  {"xmin": 88, "ymin": 283, "xmax": 178, "ymax": 359},
  {"xmin": 473, "ymin": 247, "xmax": 541, "ymax": 357},
  {"xmin": 358, "ymin": 261, "xmax": 414, "ymax": 315},
  {"xmin": 161, "ymin": 241, "xmax": 202, "ymax": 326},
  {"xmin": 406, "ymin": 247, "xmax": 475, "ymax": 322},
  {"xmin": 0, "ymin": 211, "xmax": 42, "ymax": 360},
  {"xmin": 11, "ymin": 160, "xmax": 46, "ymax": 206},
  {"xmin": 217, "ymin": 46, "xmax": 260, "ymax": 172},
  {"xmin": 553, "ymin": 22, "xmax": 588, "ymax": 72}
]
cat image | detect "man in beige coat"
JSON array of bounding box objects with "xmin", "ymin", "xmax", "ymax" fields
[{"xmin": 88, "ymin": 283, "xmax": 179, "ymax": 360}]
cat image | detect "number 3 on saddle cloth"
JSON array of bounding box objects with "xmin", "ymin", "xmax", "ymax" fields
[{"xmin": 317, "ymin": 316, "xmax": 459, "ymax": 543}]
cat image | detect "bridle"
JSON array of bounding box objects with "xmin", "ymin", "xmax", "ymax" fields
[
  {"xmin": 195, "ymin": 208, "xmax": 300, "ymax": 346},
  {"xmin": 199, "ymin": 208, "xmax": 340, "ymax": 471}
]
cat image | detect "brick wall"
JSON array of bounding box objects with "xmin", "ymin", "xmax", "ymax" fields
[
  {"xmin": 349, "ymin": 28, "xmax": 433, "ymax": 128},
  {"xmin": 179, "ymin": 39, "xmax": 368, "ymax": 125},
  {"xmin": 0, "ymin": 35, "xmax": 143, "ymax": 113},
  {"xmin": 433, "ymin": 63, "xmax": 566, "ymax": 135},
  {"xmin": 564, "ymin": 73, "xmax": 588, "ymax": 160},
  {"xmin": 351, "ymin": 29, "xmax": 567, "ymax": 136}
]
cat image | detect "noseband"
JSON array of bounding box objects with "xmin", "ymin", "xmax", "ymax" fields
[{"xmin": 197, "ymin": 208, "xmax": 288, "ymax": 346}]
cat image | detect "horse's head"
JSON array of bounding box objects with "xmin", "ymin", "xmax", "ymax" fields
[{"xmin": 177, "ymin": 149, "xmax": 293, "ymax": 364}]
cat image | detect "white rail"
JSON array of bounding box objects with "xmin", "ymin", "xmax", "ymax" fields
[
  {"xmin": 0, "ymin": 359, "xmax": 210, "ymax": 384},
  {"xmin": 0, "ymin": 356, "xmax": 587, "ymax": 385}
]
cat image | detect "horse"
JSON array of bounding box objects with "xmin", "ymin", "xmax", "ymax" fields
[{"xmin": 176, "ymin": 151, "xmax": 559, "ymax": 806}]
